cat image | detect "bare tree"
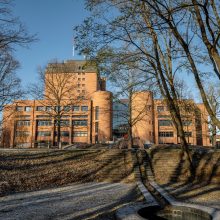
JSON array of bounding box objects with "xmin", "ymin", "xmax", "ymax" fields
[{"xmin": 29, "ymin": 61, "xmax": 87, "ymax": 148}]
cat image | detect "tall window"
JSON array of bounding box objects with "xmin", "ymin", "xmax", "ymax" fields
[
  {"xmin": 95, "ymin": 106, "xmax": 99, "ymax": 120},
  {"xmin": 63, "ymin": 106, "xmax": 71, "ymax": 112},
  {"xmin": 95, "ymin": 122, "xmax": 99, "ymax": 133}
]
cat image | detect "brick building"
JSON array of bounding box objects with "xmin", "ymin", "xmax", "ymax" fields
[
  {"xmin": 2, "ymin": 60, "xmax": 210, "ymax": 148},
  {"xmin": 2, "ymin": 60, "xmax": 112, "ymax": 148}
]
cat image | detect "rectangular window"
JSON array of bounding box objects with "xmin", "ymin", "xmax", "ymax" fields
[
  {"xmin": 24, "ymin": 106, "xmax": 31, "ymax": 112},
  {"xmin": 159, "ymin": 132, "xmax": 174, "ymax": 137},
  {"xmin": 157, "ymin": 106, "xmax": 164, "ymax": 112},
  {"xmin": 54, "ymin": 131, "xmax": 69, "ymax": 137},
  {"xmin": 78, "ymin": 78, "xmax": 81, "ymax": 81},
  {"xmin": 37, "ymin": 131, "xmax": 51, "ymax": 137},
  {"xmin": 46, "ymin": 106, "xmax": 52, "ymax": 112},
  {"xmin": 36, "ymin": 115, "xmax": 51, "ymax": 118},
  {"xmin": 73, "ymin": 106, "xmax": 80, "ymax": 111},
  {"xmin": 95, "ymin": 122, "xmax": 99, "ymax": 133},
  {"xmin": 36, "ymin": 106, "xmax": 44, "ymax": 111},
  {"xmin": 16, "ymin": 106, "xmax": 23, "ymax": 111},
  {"xmin": 182, "ymin": 120, "xmax": 192, "ymax": 126},
  {"xmin": 56, "ymin": 120, "xmax": 69, "ymax": 126},
  {"xmin": 55, "ymin": 106, "xmax": 61, "ymax": 112},
  {"xmin": 158, "ymin": 120, "xmax": 172, "ymax": 126},
  {"xmin": 81, "ymin": 106, "xmax": 88, "ymax": 111},
  {"xmin": 82, "ymin": 78, "xmax": 85, "ymax": 81},
  {"xmin": 17, "ymin": 120, "xmax": 30, "ymax": 126},
  {"xmin": 73, "ymin": 131, "xmax": 88, "ymax": 137},
  {"xmin": 37, "ymin": 120, "xmax": 52, "ymax": 126},
  {"xmin": 72, "ymin": 115, "xmax": 88, "ymax": 118},
  {"xmin": 82, "ymin": 84, "xmax": 85, "ymax": 87},
  {"xmin": 73, "ymin": 120, "xmax": 88, "ymax": 126},
  {"xmin": 15, "ymin": 131, "xmax": 30, "ymax": 137},
  {"xmin": 95, "ymin": 106, "xmax": 99, "ymax": 120},
  {"xmin": 63, "ymin": 106, "xmax": 71, "ymax": 112}
]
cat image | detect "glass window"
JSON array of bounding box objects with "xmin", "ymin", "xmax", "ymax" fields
[
  {"xmin": 185, "ymin": 132, "xmax": 192, "ymax": 137},
  {"xmin": 159, "ymin": 132, "xmax": 174, "ymax": 137},
  {"xmin": 37, "ymin": 131, "xmax": 51, "ymax": 136},
  {"xmin": 15, "ymin": 131, "xmax": 30, "ymax": 137},
  {"xmin": 158, "ymin": 120, "xmax": 172, "ymax": 126},
  {"xmin": 157, "ymin": 106, "xmax": 164, "ymax": 112},
  {"xmin": 73, "ymin": 106, "xmax": 80, "ymax": 111},
  {"xmin": 17, "ymin": 120, "xmax": 30, "ymax": 126},
  {"xmin": 95, "ymin": 106, "xmax": 99, "ymax": 120},
  {"xmin": 36, "ymin": 106, "xmax": 44, "ymax": 111},
  {"xmin": 182, "ymin": 120, "xmax": 192, "ymax": 126},
  {"xmin": 81, "ymin": 106, "xmax": 88, "ymax": 111},
  {"xmin": 63, "ymin": 106, "xmax": 71, "ymax": 112},
  {"xmin": 82, "ymin": 78, "xmax": 85, "ymax": 81},
  {"xmin": 16, "ymin": 106, "xmax": 23, "ymax": 112},
  {"xmin": 37, "ymin": 120, "xmax": 52, "ymax": 126},
  {"xmin": 46, "ymin": 106, "xmax": 52, "ymax": 112},
  {"xmin": 73, "ymin": 131, "xmax": 87, "ymax": 137},
  {"xmin": 72, "ymin": 115, "xmax": 88, "ymax": 118},
  {"xmin": 73, "ymin": 120, "xmax": 88, "ymax": 126},
  {"xmin": 82, "ymin": 84, "xmax": 85, "ymax": 87},
  {"xmin": 61, "ymin": 131, "xmax": 69, "ymax": 137},
  {"xmin": 24, "ymin": 106, "xmax": 31, "ymax": 112},
  {"xmin": 56, "ymin": 120, "xmax": 69, "ymax": 126},
  {"xmin": 95, "ymin": 122, "xmax": 99, "ymax": 133},
  {"xmin": 78, "ymin": 78, "xmax": 81, "ymax": 81},
  {"xmin": 55, "ymin": 106, "xmax": 61, "ymax": 112}
]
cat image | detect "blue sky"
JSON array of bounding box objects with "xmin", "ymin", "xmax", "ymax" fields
[{"xmin": 13, "ymin": 0, "xmax": 88, "ymax": 86}]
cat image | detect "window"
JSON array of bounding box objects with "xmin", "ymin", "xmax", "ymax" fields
[
  {"xmin": 72, "ymin": 115, "xmax": 88, "ymax": 118},
  {"xmin": 158, "ymin": 120, "xmax": 172, "ymax": 126},
  {"xmin": 78, "ymin": 78, "xmax": 81, "ymax": 81},
  {"xmin": 78, "ymin": 72, "xmax": 81, "ymax": 75},
  {"xmin": 37, "ymin": 120, "xmax": 52, "ymax": 126},
  {"xmin": 15, "ymin": 131, "xmax": 30, "ymax": 137},
  {"xmin": 77, "ymin": 90, "xmax": 80, "ymax": 93},
  {"xmin": 82, "ymin": 72, "xmax": 85, "ymax": 75},
  {"xmin": 54, "ymin": 131, "xmax": 69, "ymax": 137},
  {"xmin": 82, "ymin": 90, "xmax": 85, "ymax": 93},
  {"xmin": 82, "ymin": 84, "xmax": 85, "ymax": 87},
  {"xmin": 159, "ymin": 132, "xmax": 174, "ymax": 137},
  {"xmin": 15, "ymin": 115, "xmax": 30, "ymax": 119},
  {"xmin": 73, "ymin": 131, "xmax": 87, "ymax": 137},
  {"xmin": 25, "ymin": 106, "xmax": 31, "ymax": 112},
  {"xmin": 81, "ymin": 106, "xmax": 88, "ymax": 111},
  {"xmin": 63, "ymin": 106, "xmax": 71, "ymax": 112},
  {"xmin": 95, "ymin": 106, "xmax": 99, "ymax": 120},
  {"xmin": 36, "ymin": 115, "xmax": 51, "ymax": 118},
  {"xmin": 82, "ymin": 78, "xmax": 85, "ymax": 81},
  {"xmin": 37, "ymin": 131, "xmax": 51, "ymax": 137},
  {"xmin": 182, "ymin": 120, "xmax": 192, "ymax": 126},
  {"xmin": 16, "ymin": 106, "xmax": 23, "ymax": 111},
  {"xmin": 36, "ymin": 106, "xmax": 44, "ymax": 111},
  {"xmin": 46, "ymin": 106, "xmax": 52, "ymax": 112},
  {"xmin": 95, "ymin": 122, "xmax": 99, "ymax": 133},
  {"xmin": 73, "ymin": 120, "xmax": 88, "ymax": 126},
  {"xmin": 56, "ymin": 120, "xmax": 69, "ymax": 126},
  {"xmin": 78, "ymin": 84, "xmax": 80, "ymax": 87},
  {"xmin": 15, "ymin": 142, "xmax": 30, "ymax": 148},
  {"xmin": 157, "ymin": 106, "xmax": 164, "ymax": 112},
  {"xmin": 61, "ymin": 131, "xmax": 69, "ymax": 137},
  {"xmin": 17, "ymin": 120, "xmax": 30, "ymax": 126},
  {"xmin": 55, "ymin": 106, "xmax": 61, "ymax": 112},
  {"xmin": 73, "ymin": 106, "xmax": 80, "ymax": 111}
]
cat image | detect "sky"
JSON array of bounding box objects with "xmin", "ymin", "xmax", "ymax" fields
[{"xmin": 13, "ymin": 0, "xmax": 88, "ymax": 86}]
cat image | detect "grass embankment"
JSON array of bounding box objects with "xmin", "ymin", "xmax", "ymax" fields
[{"xmin": 0, "ymin": 149, "xmax": 135, "ymax": 196}]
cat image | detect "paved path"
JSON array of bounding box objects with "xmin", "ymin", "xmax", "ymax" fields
[{"xmin": 0, "ymin": 182, "xmax": 141, "ymax": 220}]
